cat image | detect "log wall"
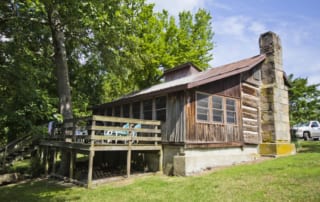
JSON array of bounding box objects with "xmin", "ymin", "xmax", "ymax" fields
[{"xmin": 241, "ymin": 67, "xmax": 262, "ymax": 144}]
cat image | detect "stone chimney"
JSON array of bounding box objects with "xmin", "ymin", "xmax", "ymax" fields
[{"xmin": 258, "ymin": 31, "xmax": 295, "ymax": 156}]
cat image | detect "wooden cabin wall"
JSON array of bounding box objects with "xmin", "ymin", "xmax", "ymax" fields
[
  {"xmin": 163, "ymin": 91, "xmax": 186, "ymax": 143},
  {"xmin": 240, "ymin": 66, "xmax": 262, "ymax": 144},
  {"xmin": 186, "ymin": 75, "xmax": 243, "ymax": 144}
]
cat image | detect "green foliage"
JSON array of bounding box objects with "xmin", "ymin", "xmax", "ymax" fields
[
  {"xmin": 0, "ymin": 0, "xmax": 214, "ymax": 142},
  {"xmin": 288, "ymin": 74, "xmax": 320, "ymax": 125},
  {"xmin": 29, "ymin": 155, "xmax": 44, "ymax": 178}
]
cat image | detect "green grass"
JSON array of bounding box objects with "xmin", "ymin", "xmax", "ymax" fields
[{"xmin": 1, "ymin": 141, "xmax": 320, "ymax": 202}]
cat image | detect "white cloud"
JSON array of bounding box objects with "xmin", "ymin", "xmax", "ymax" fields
[
  {"xmin": 248, "ymin": 21, "xmax": 267, "ymax": 35},
  {"xmin": 147, "ymin": 0, "xmax": 205, "ymax": 15}
]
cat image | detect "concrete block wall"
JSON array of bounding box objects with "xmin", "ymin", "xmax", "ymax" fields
[{"xmin": 173, "ymin": 146, "xmax": 259, "ymax": 176}]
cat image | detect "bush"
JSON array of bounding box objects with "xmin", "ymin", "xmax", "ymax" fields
[{"xmin": 29, "ymin": 155, "xmax": 43, "ymax": 177}]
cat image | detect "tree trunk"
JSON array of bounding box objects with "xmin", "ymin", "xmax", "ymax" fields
[{"xmin": 46, "ymin": 3, "xmax": 72, "ymax": 176}]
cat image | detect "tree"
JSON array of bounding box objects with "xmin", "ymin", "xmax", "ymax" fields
[
  {"xmin": 288, "ymin": 74, "xmax": 320, "ymax": 125},
  {"xmin": 0, "ymin": 0, "xmax": 214, "ymax": 142}
]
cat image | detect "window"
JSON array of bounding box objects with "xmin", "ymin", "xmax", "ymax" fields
[
  {"xmin": 311, "ymin": 122, "xmax": 319, "ymax": 128},
  {"xmin": 156, "ymin": 96, "xmax": 166, "ymax": 121},
  {"xmin": 196, "ymin": 92, "xmax": 238, "ymax": 124},
  {"xmin": 226, "ymin": 99, "xmax": 237, "ymax": 124},
  {"xmin": 196, "ymin": 93, "xmax": 209, "ymax": 121},
  {"xmin": 143, "ymin": 99, "xmax": 153, "ymax": 120},
  {"xmin": 212, "ymin": 96, "xmax": 223, "ymax": 123}
]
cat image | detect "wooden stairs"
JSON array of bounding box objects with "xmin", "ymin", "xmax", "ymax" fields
[{"xmin": 0, "ymin": 135, "xmax": 38, "ymax": 171}]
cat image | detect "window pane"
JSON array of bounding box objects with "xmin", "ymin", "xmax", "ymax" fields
[
  {"xmin": 227, "ymin": 112, "xmax": 236, "ymax": 124},
  {"xmin": 212, "ymin": 96, "xmax": 223, "ymax": 109},
  {"xmin": 226, "ymin": 98, "xmax": 237, "ymax": 124},
  {"xmin": 212, "ymin": 96, "xmax": 223, "ymax": 123},
  {"xmin": 196, "ymin": 93, "xmax": 209, "ymax": 121},
  {"xmin": 213, "ymin": 110, "xmax": 223, "ymax": 122}
]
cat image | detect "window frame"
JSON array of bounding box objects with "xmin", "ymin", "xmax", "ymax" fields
[{"xmin": 196, "ymin": 91, "xmax": 238, "ymax": 125}]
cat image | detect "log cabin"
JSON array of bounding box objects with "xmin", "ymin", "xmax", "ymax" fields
[
  {"xmin": 92, "ymin": 31, "xmax": 296, "ymax": 176},
  {"xmin": 40, "ymin": 32, "xmax": 295, "ymax": 188}
]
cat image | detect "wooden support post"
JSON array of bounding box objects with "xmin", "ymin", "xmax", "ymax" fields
[
  {"xmin": 127, "ymin": 145, "xmax": 132, "ymax": 178},
  {"xmin": 69, "ymin": 150, "xmax": 74, "ymax": 180},
  {"xmin": 87, "ymin": 149, "xmax": 94, "ymax": 188},
  {"xmin": 159, "ymin": 148, "xmax": 163, "ymax": 173},
  {"xmin": 44, "ymin": 146, "xmax": 49, "ymax": 176},
  {"xmin": 52, "ymin": 148, "xmax": 56, "ymax": 174}
]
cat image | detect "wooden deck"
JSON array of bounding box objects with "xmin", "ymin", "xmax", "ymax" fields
[{"xmin": 40, "ymin": 115, "xmax": 162, "ymax": 188}]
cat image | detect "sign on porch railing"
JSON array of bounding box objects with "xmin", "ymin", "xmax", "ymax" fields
[{"xmin": 47, "ymin": 115, "xmax": 161, "ymax": 145}]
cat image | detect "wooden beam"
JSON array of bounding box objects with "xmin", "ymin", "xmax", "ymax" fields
[
  {"xmin": 92, "ymin": 115, "xmax": 161, "ymax": 126},
  {"xmin": 90, "ymin": 125, "xmax": 161, "ymax": 134}
]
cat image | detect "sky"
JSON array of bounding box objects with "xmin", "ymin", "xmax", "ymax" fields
[{"xmin": 147, "ymin": 0, "xmax": 320, "ymax": 85}]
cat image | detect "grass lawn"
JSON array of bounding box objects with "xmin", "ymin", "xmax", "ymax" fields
[{"xmin": 1, "ymin": 141, "xmax": 320, "ymax": 202}]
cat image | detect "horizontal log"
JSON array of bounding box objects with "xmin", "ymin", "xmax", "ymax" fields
[
  {"xmin": 242, "ymin": 97, "xmax": 259, "ymax": 108},
  {"xmin": 242, "ymin": 112, "xmax": 258, "ymax": 119},
  {"xmin": 242, "ymin": 125, "xmax": 258, "ymax": 132},
  {"xmin": 242, "ymin": 119, "xmax": 258, "ymax": 126},
  {"xmin": 242, "ymin": 93, "xmax": 259, "ymax": 101},
  {"xmin": 242, "ymin": 105, "xmax": 258, "ymax": 112},
  {"xmin": 242, "ymin": 83, "xmax": 259, "ymax": 96}
]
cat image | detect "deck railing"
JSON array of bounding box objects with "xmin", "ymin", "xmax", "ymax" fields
[{"xmin": 46, "ymin": 115, "xmax": 162, "ymax": 146}]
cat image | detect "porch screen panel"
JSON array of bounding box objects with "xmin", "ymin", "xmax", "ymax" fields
[
  {"xmin": 143, "ymin": 99, "xmax": 153, "ymax": 120},
  {"xmin": 122, "ymin": 104, "xmax": 130, "ymax": 118},
  {"xmin": 156, "ymin": 96, "xmax": 166, "ymax": 121},
  {"xmin": 196, "ymin": 93, "xmax": 209, "ymax": 121},
  {"xmin": 212, "ymin": 96, "xmax": 223, "ymax": 123},
  {"xmin": 132, "ymin": 102, "xmax": 140, "ymax": 119}
]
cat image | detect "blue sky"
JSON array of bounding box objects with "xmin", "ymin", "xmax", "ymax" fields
[{"xmin": 147, "ymin": 0, "xmax": 320, "ymax": 85}]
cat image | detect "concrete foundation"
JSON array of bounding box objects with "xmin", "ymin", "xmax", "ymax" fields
[
  {"xmin": 259, "ymin": 143, "xmax": 296, "ymax": 157},
  {"xmin": 173, "ymin": 146, "xmax": 259, "ymax": 176}
]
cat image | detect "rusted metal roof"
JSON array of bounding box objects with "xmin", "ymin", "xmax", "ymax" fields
[{"xmin": 96, "ymin": 54, "xmax": 266, "ymax": 107}]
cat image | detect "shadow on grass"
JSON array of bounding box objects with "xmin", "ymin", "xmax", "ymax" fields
[
  {"xmin": 0, "ymin": 179, "xmax": 81, "ymax": 202},
  {"xmin": 298, "ymin": 141, "xmax": 320, "ymax": 153}
]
